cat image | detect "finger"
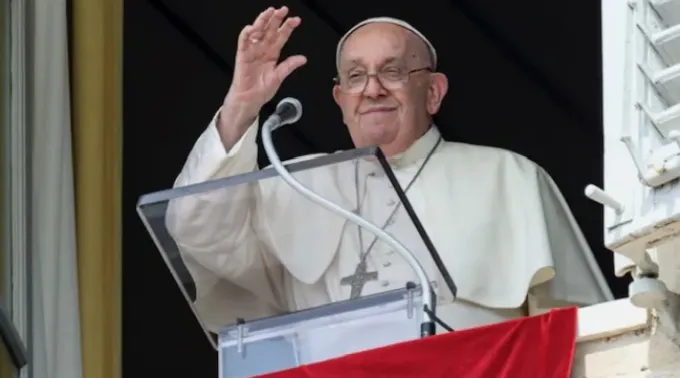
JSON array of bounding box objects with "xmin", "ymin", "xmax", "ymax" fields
[
  {"xmin": 264, "ymin": 7, "xmax": 289, "ymax": 44},
  {"xmin": 274, "ymin": 55, "xmax": 307, "ymax": 82},
  {"xmin": 246, "ymin": 7, "xmax": 276, "ymax": 44},
  {"xmin": 237, "ymin": 25, "xmax": 255, "ymax": 52},
  {"xmin": 253, "ymin": 7, "xmax": 275, "ymax": 31},
  {"xmin": 272, "ymin": 17, "xmax": 301, "ymax": 50}
]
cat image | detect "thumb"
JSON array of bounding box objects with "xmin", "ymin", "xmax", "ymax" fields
[{"xmin": 274, "ymin": 55, "xmax": 307, "ymax": 83}]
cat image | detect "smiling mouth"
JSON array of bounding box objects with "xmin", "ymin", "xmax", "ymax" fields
[{"xmin": 361, "ymin": 107, "xmax": 396, "ymax": 114}]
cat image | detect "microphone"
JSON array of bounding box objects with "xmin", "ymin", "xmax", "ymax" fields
[{"xmin": 264, "ymin": 97, "xmax": 302, "ymax": 131}]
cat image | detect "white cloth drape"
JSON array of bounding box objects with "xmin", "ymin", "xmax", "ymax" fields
[{"xmin": 28, "ymin": 0, "xmax": 83, "ymax": 377}]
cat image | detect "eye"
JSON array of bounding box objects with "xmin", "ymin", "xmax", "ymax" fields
[
  {"xmin": 382, "ymin": 67, "xmax": 403, "ymax": 80},
  {"xmin": 345, "ymin": 71, "xmax": 366, "ymax": 86}
]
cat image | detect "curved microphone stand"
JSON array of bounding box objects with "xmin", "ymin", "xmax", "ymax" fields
[{"xmin": 261, "ymin": 100, "xmax": 436, "ymax": 337}]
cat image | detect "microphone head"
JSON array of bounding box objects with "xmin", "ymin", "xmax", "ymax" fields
[{"xmin": 276, "ymin": 97, "xmax": 303, "ymax": 125}]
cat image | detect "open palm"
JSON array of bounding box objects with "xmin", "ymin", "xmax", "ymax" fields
[{"xmin": 228, "ymin": 7, "xmax": 307, "ymax": 109}]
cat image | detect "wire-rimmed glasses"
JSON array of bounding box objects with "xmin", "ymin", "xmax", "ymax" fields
[{"xmin": 333, "ymin": 66, "xmax": 432, "ymax": 94}]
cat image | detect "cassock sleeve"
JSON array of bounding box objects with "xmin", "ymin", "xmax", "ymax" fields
[
  {"xmin": 527, "ymin": 167, "xmax": 615, "ymax": 313},
  {"xmin": 165, "ymin": 109, "xmax": 290, "ymax": 330}
]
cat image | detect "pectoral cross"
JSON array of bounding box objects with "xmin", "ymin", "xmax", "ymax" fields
[{"xmin": 340, "ymin": 260, "xmax": 378, "ymax": 299}]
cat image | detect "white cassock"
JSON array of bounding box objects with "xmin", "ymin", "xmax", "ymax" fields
[{"xmin": 165, "ymin": 110, "xmax": 613, "ymax": 351}]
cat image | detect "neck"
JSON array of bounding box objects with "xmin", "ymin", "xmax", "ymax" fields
[
  {"xmin": 380, "ymin": 144, "xmax": 407, "ymax": 157},
  {"xmin": 380, "ymin": 126, "xmax": 431, "ymax": 157}
]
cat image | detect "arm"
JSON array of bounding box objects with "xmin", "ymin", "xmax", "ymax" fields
[
  {"xmin": 161, "ymin": 7, "xmax": 308, "ymax": 327},
  {"xmin": 165, "ymin": 109, "xmax": 289, "ymax": 313}
]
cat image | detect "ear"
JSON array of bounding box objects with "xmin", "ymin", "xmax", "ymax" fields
[
  {"xmin": 426, "ymin": 73, "xmax": 448, "ymax": 115},
  {"xmin": 332, "ymin": 85, "xmax": 342, "ymax": 106}
]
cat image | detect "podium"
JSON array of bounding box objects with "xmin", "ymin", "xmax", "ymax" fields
[
  {"xmin": 136, "ymin": 146, "xmax": 457, "ymax": 377},
  {"xmin": 219, "ymin": 286, "xmax": 424, "ymax": 377}
]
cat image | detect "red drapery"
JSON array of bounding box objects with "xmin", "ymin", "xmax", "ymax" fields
[{"xmin": 259, "ymin": 307, "xmax": 577, "ymax": 378}]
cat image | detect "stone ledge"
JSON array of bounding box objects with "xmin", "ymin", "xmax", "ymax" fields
[
  {"xmin": 576, "ymin": 299, "xmax": 650, "ymax": 343},
  {"xmin": 572, "ymin": 299, "xmax": 680, "ymax": 377}
]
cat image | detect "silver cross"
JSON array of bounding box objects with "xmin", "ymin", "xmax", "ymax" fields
[{"xmin": 340, "ymin": 260, "xmax": 378, "ymax": 299}]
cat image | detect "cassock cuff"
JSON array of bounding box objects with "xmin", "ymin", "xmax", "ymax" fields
[
  {"xmin": 220, "ymin": 113, "xmax": 260, "ymax": 159},
  {"xmin": 175, "ymin": 108, "xmax": 259, "ymax": 186}
]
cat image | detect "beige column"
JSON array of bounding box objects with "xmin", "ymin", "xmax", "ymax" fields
[{"xmin": 71, "ymin": 1, "xmax": 123, "ymax": 377}]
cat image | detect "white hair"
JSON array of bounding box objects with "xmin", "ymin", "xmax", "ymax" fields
[{"xmin": 335, "ymin": 17, "xmax": 438, "ymax": 70}]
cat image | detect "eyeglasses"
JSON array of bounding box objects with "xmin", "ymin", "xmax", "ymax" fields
[{"xmin": 333, "ymin": 66, "xmax": 432, "ymax": 94}]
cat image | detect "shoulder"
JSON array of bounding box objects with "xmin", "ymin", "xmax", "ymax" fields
[
  {"xmin": 439, "ymin": 141, "xmax": 537, "ymax": 164},
  {"xmin": 435, "ymin": 141, "xmax": 544, "ymax": 174},
  {"xmin": 437, "ymin": 140, "xmax": 529, "ymax": 161}
]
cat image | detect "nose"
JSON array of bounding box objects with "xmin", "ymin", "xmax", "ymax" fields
[{"xmin": 363, "ymin": 75, "xmax": 387, "ymax": 98}]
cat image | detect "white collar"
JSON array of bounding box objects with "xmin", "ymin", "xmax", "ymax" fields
[{"xmin": 387, "ymin": 126, "xmax": 442, "ymax": 168}]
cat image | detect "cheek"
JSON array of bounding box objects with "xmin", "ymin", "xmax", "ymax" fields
[
  {"xmin": 392, "ymin": 93, "xmax": 418, "ymax": 117},
  {"xmin": 339, "ymin": 99, "xmax": 361, "ymax": 123},
  {"xmin": 412, "ymin": 88, "xmax": 433, "ymax": 115}
]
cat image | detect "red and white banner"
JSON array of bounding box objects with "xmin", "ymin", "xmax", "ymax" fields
[{"xmin": 259, "ymin": 307, "xmax": 577, "ymax": 378}]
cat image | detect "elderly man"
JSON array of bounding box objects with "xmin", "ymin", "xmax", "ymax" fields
[{"xmin": 166, "ymin": 7, "xmax": 613, "ymax": 335}]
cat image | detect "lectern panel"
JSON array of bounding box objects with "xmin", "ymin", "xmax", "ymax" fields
[
  {"xmin": 136, "ymin": 147, "xmax": 456, "ymax": 348},
  {"xmin": 219, "ymin": 288, "xmax": 423, "ymax": 378}
]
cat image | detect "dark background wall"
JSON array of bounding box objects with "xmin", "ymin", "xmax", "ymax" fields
[{"xmin": 122, "ymin": 0, "xmax": 624, "ymax": 376}]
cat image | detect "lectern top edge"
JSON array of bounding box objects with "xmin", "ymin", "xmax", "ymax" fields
[
  {"xmin": 220, "ymin": 284, "xmax": 422, "ymax": 336},
  {"xmin": 136, "ymin": 146, "xmax": 379, "ymax": 207}
]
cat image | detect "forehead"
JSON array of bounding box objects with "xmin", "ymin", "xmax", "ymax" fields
[{"xmin": 339, "ymin": 23, "xmax": 417, "ymax": 67}]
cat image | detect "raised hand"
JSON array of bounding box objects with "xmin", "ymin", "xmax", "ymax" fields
[{"xmin": 219, "ymin": 7, "xmax": 306, "ymax": 147}]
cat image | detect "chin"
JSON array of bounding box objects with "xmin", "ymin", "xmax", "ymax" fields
[{"xmin": 360, "ymin": 122, "xmax": 399, "ymax": 145}]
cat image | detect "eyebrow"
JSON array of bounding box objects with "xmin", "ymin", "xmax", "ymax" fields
[{"xmin": 341, "ymin": 57, "xmax": 402, "ymax": 70}]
